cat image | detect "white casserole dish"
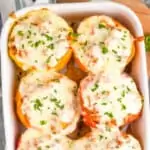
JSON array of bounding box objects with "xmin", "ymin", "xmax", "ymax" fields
[{"xmin": 0, "ymin": 2, "xmax": 150, "ymax": 150}]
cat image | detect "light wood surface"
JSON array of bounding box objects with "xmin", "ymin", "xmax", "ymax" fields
[{"xmin": 114, "ymin": 0, "xmax": 150, "ymax": 34}]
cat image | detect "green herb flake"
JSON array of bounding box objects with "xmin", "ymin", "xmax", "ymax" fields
[
  {"xmin": 104, "ymin": 112, "xmax": 113, "ymax": 118},
  {"xmin": 116, "ymin": 56, "xmax": 121, "ymax": 62},
  {"xmin": 45, "ymin": 145, "xmax": 50, "ymax": 149},
  {"xmin": 28, "ymin": 40, "xmax": 32, "ymax": 44},
  {"xmin": 46, "ymin": 56, "xmax": 51, "ymax": 64},
  {"xmin": 145, "ymin": 35, "xmax": 150, "ymax": 51},
  {"xmin": 113, "ymin": 86, "xmax": 117, "ymax": 90},
  {"xmin": 126, "ymin": 86, "xmax": 131, "ymax": 92},
  {"xmin": 101, "ymin": 90, "xmax": 107, "ymax": 94},
  {"xmin": 98, "ymin": 23, "xmax": 106, "ymax": 29},
  {"xmin": 99, "ymin": 135, "xmax": 104, "ymax": 140},
  {"xmin": 54, "ymin": 89, "xmax": 57, "ymax": 93},
  {"xmin": 18, "ymin": 30, "xmax": 24, "ymax": 36},
  {"xmin": 28, "ymin": 30, "xmax": 32, "ymax": 35},
  {"xmin": 112, "ymin": 49, "xmax": 117, "ymax": 54},
  {"xmin": 117, "ymin": 98, "xmax": 122, "ymax": 103},
  {"xmin": 101, "ymin": 46, "xmax": 108, "ymax": 54},
  {"xmin": 91, "ymin": 83, "xmax": 99, "ymax": 92},
  {"xmin": 123, "ymin": 45, "xmax": 127, "ymax": 49},
  {"xmin": 51, "ymin": 111, "xmax": 58, "ymax": 116},
  {"xmin": 34, "ymin": 41, "xmax": 42, "ymax": 48},
  {"xmin": 121, "ymin": 90, "xmax": 126, "ymax": 97},
  {"xmin": 33, "ymin": 99, "xmax": 43, "ymax": 111},
  {"xmin": 69, "ymin": 32, "xmax": 80, "ymax": 38},
  {"xmin": 37, "ymin": 147, "xmax": 42, "ymax": 150},
  {"xmin": 121, "ymin": 37, "xmax": 125, "ymax": 41},
  {"xmin": 34, "ymin": 60, "xmax": 38, "ymax": 63},
  {"xmin": 121, "ymin": 104, "xmax": 126, "ymax": 110},
  {"xmin": 101, "ymin": 102, "xmax": 107, "ymax": 106},
  {"xmin": 43, "ymin": 96, "xmax": 48, "ymax": 100},
  {"xmin": 124, "ymin": 30, "xmax": 127, "ymax": 34},
  {"xmin": 50, "ymin": 98, "xmax": 64, "ymax": 110},
  {"xmin": 40, "ymin": 120, "xmax": 47, "ymax": 125},
  {"xmin": 123, "ymin": 34, "xmax": 127, "ymax": 38},
  {"xmin": 21, "ymin": 44, "xmax": 24, "ymax": 49},
  {"xmin": 44, "ymin": 34, "xmax": 53, "ymax": 41},
  {"xmin": 47, "ymin": 43, "xmax": 54, "ymax": 50}
]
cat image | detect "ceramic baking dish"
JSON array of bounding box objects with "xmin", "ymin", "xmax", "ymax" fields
[{"xmin": 1, "ymin": 2, "xmax": 150, "ymax": 150}]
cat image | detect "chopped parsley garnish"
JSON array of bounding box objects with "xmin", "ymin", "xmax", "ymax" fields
[
  {"xmin": 145, "ymin": 35, "xmax": 150, "ymax": 51},
  {"xmin": 104, "ymin": 112, "xmax": 113, "ymax": 118},
  {"xmin": 101, "ymin": 46, "xmax": 108, "ymax": 54},
  {"xmin": 54, "ymin": 89, "xmax": 57, "ymax": 93},
  {"xmin": 123, "ymin": 45, "xmax": 127, "ymax": 49},
  {"xmin": 121, "ymin": 37, "xmax": 125, "ymax": 41},
  {"xmin": 17, "ymin": 30, "xmax": 24, "ymax": 36},
  {"xmin": 101, "ymin": 90, "xmax": 107, "ymax": 95},
  {"xmin": 34, "ymin": 40, "xmax": 45, "ymax": 48},
  {"xmin": 121, "ymin": 104, "xmax": 126, "ymax": 110},
  {"xmin": 126, "ymin": 86, "xmax": 131, "ymax": 92},
  {"xmin": 51, "ymin": 111, "xmax": 58, "ymax": 116},
  {"xmin": 117, "ymin": 98, "xmax": 122, "ymax": 103},
  {"xmin": 98, "ymin": 23, "xmax": 106, "ymax": 29},
  {"xmin": 33, "ymin": 99, "xmax": 43, "ymax": 111},
  {"xmin": 21, "ymin": 44, "xmax": 24, "ymax": 49},
  {"xmin": 44, "ymin": 34, "xmax": 53, "ymax": 41},
  {"xmin": 121, "ymin": 90, "xmax": 126, "ymax": 97},
  {"xmin": 37, "ymin": 147, "xmax": 42, "ymax": 150},
  {"xmin": 28, "ymin": 30, "xmax": 32, "ymax": 35},
  {"xmin": 46, "ymin": 145, "xmax": 50, "ymax": 148},
  {"xmin": 113, "ymin": 86, "xmax": 117, "ymax": 90},
  {"xmin": 28, "ymin": 40, "xmax": 32, "ymax": 44},
  {"xmin": 124, "ymin": 30, "xmax": 127, "ymax": 34},
  {"xmin": 91, "ymin": 83, "xmax": 99, "ymax": 92},
  {"xmin": 40, "ymin": 120, "xmax": 47, "ymax": 125},
  {"xmin": 112, "ymin": 49, "xmax": 117, "ymax": 54},
  {"xmin": 50, "ymin": 98, "xmax": 64, "ymax": 110},
  {"xmin": 116, "ymin": 56, "xmax": 121, "ymax": 62},
  {"xmin": 47, "ymin": 43, "xmax": 54, "ymax": 49},
  {"xmin": 46, "ymin": 56, "xmax": 51, "ymax": 64},
  {"xmin": 69, "ymin": 32, "xmax": 80, "ymax": 38},
  {"xmin": 123, "ymin": 34, "xmax": 127, "ymax": 38},
  {"xmin": 101, "ymin": 102, "xmax": 107, "ymax": 105},
  {"xmin": 43, "ymin": 96, "xmax": 48, "ymax": 100},
  {"xmin": 34, "ymin": 60, "xmax": 38, "ymax": 63},
  {"xmin": 99, "ymin": 135, "xmax": 104, "ymax": 140}
]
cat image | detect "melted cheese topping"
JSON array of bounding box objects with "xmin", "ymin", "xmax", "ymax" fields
[
  {"xmin": 80, "ymin": 73, "xmax": 143, "ymax": 127},
  {"xmin": 17, "ymin": 127, "xmax": 141, "ymax": 150},
  {"xmin": 107, "ymin": 135, "xmax": 141, "ymax": 150},
  {"xmin": 19, "ymin": 71, "xmax": 80, "ymax": 135},
  {"xmin": 73, "ymin": 16, "xmax": 133, "ymax": 74},
  {"xmin": 17, "ymin": 129, "xmax": 72, "ymax": 150},
  {"xmin": 74, "ymin": 127, "xmax": 141, "ymax": 150},
  {"xmin": 9, "ymin": 9, "xmax": 72, "ymax": 71}
]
